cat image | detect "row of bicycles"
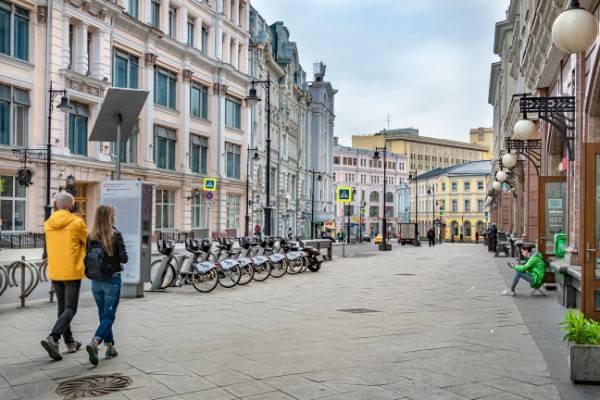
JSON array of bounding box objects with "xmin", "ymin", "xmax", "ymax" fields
[{"xmin": 150, "ymin": 237, "xmax": 326, "ymax": 293}]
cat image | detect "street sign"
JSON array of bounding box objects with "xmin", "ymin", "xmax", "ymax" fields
[
  {"xmin": 205, "ymin": 191, "xmax": 213, "ymax": 200},
  {"xmin": 336, "ymin": 186, "xmax": 352, "ymax": 203},
  {"xmin": 203, "ymin": 178, "xmax": 217, "ymax": 191}
]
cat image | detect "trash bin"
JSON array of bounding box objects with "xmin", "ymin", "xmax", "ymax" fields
[{"xmin": 554, "ymin": 233, "xmax": 567, "ymax": 258}]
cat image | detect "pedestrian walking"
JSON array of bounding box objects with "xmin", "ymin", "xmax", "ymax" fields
[
  {"xmin": 41, "ymin": 192, "xmax": 87, "ymax": 361},
  {"xmin": 475, "ymin": 231, "xmax": 479, "ymax": 243},
  {"xmin": 84, "ymin": 205, "xmax": 128, "ymax": 366},
  {"xmin": 427, "ymin": 228, "xmax": 435, "ymax": 247}
]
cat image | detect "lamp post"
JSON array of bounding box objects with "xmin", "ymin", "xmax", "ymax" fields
[
  {"xmin": 308, "ymin": 169, "xmax": 324, "ymax": 239},
  {"xmin": 245, "ymin": 147, "xmax": 259, "ymax": 237},
  {"xmin": 409, "ymin": 170, "xmax": 421, "ymax": 246},
  {"xmin": 45, "ymin": 82, "xmax": 72, "ymax": 219},
  {"xmin": 427, "ymin": 184, "xmax": 435, "ymax": 231},
  {"xmin": 246, "ymin": 72, "xmax": 272, "ymax": 236},
  {"xmin": 373, "ymin": 147, "xmax": 391, "ymax": 251},
  {"xmin": 346, "ymin": 187, "xmax": 356, "ymax": 244},
  {"xmin": 359, "ymin": 200, "xmax": 365, "ymax": 242}
]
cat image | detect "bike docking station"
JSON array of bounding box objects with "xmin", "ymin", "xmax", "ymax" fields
[{"xmin": 90, "ymin": 88, "xmax": 151, "ymax": 298}]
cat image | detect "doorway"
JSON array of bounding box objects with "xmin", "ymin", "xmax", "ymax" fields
[
  {"xmin": 73, "ymin": 183, "xmax": 88, "ymax": 224},
  {"xmin": 538, "ymin": 176, "xmax": 567, "ymax": 257},
  {"xmin": 583, "ymin": 144, "xmax": 600, "ymax": 320}
]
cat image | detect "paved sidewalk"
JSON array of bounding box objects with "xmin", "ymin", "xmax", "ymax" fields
[{"xmin": 0, "ymin": 244, "xmax": 562, "ymax": 399}]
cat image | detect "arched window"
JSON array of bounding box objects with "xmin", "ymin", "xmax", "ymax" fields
[
  {"xmin": 385, "ymin": 192, "xmax": 394, "ymax": 203},
  {"xmin": 451, "ymin": 221, "xmax": 459, "ymax": 237},
  {"xmin": 369, "ymin": 206, "xmax": 379, "ymax": 217},
  {"xmin": 369, "ymin": 191, "xmax": 379, "ymax": 202},
  {"xmin": 464, "ymin": 221, "xmax": 472, "ymax": 238}
]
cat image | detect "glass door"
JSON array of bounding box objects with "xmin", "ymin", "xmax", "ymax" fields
[
  {"xmin": 584, "ymin": 144, "xmax": 600, "ymax": 320},
  {"xmin": 538, "ymin": 176, "xmax": 567, "ymax": 257}
]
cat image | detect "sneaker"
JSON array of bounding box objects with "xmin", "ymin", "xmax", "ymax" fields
[
  {"xmin": 65, "ymin": 340, "xmax": 82, "ymax": 353},
  {"xmin": 86, "ymin": 341, "xmax": 99, "ymax": 366},
  {"xmin": 41, "ymin": 336, "xmax": 62, "ymax": 361},
  {"xmin": 500, "ymin": 288, "xmax": 516, "ymax": 296},
  {"xmin": 105, "ymin": 346, "xmax": 118, "ymax": 359}
]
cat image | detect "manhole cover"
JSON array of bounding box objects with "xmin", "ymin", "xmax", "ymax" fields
[
  {"xmin": 56, "ymin": 374, "xmax": 132, "ymax": 399},
  {"xmin": 338, "ymin": 308, "xmax": 380, "ymax": 314}
]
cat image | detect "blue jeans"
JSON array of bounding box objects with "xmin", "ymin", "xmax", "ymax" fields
[
  {"xmin": 91, "ymin": 275, "xmax": 121, "ymax": 345},
  {"xmin": 511, "ymin": 271, "xmax": 533, "ymax": 290}
]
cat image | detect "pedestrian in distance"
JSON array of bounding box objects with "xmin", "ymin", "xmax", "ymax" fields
[
  {"xmin": 84, "ymin": 205, "xmax": 128, "ymax": 366},
  {"xmin": 41, "ymin": 192, "xmax": 87, "ymax": 361},
  {"xmin": 427, "ymin": 228, "xmax": 435, "ymax": 247},
  {"xmin": 501, "ymin": 244, "xmax": 545, "ymax": 296},
  {"xmin": 475, "ymin": 231, "xmax": 479, "ymax": 244}
]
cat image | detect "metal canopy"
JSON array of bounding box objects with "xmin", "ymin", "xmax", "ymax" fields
[{"xmin": 89, "ymin": 88, "xmax": 149, "ymax": 143}]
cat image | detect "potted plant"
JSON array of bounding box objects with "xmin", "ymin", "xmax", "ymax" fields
[{"xmin": 562, "ymin": 310, "xmax": 600, "ymax": 383}]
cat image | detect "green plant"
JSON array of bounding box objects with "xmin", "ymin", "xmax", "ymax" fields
[{"xmin": 562, "ymin": 310, "xmax": 600, "ymax": 345}]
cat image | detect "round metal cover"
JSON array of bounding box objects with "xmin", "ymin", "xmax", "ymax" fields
[{"xmin": 55, "ymin": 374, "xmax": 132, "ymax": 399}]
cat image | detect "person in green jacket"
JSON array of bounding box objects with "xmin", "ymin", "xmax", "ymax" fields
[{"xmin": 501, "ymin": 244, "xmax": 545, "ymax": 296}]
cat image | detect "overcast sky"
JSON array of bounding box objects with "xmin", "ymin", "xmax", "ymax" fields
[{"xmin": 251, "ymin": 0, "xmax": 508, "ymax": 146}]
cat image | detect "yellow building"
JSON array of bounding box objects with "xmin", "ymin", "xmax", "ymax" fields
[
  {"xmin": 469, "ymin": 127, "xmax": 494, "ymax": 158},
  {"xmin": 410, "ymin": 160, "xmax": 491, "ymax": 242},
  {"xmin": 352, "ymin": 128, "xmax": 491, "ymax": 174}
]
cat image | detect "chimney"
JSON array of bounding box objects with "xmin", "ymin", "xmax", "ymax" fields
[{"xmin": 313, "ymin": 62, "xmax": 326, "ymax": 82}]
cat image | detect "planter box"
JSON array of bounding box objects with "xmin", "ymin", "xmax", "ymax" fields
[{"xmin": 570, "ymin": 343, "xmax": 600, "ymax": 383}]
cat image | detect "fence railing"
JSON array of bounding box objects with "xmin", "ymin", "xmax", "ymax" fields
[
  {"xmin": 0, "ymin": 232, "xmax": 45, "ymax": 249},
  {"xmin": 155, "ymin": 229, "xmax": 210, "ymax": 243},
  {"xmin": 0, "ymin": 257, "xmax": 53, "ymax": 307}
]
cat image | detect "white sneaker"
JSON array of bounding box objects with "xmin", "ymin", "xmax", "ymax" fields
[{"xmin": 500, "ymin": 288, "xmax": 516, "ymax": 296}]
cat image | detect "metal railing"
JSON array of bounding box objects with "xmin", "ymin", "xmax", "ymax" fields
[
  {"xmin": 0, "ymin": 232, "xmax": 46, "ymax": 249},
  {"xmin": 0, "ymin": 257, "xmax": 53, "ymax": 307},
  {"xmin": 155, "ymin": 229, "xmax": 210, "ymax": 243}
]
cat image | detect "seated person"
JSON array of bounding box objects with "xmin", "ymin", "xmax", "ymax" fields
[{"xmin": 501, "ymin": 244, "xmax": 545, "ymax": 296}]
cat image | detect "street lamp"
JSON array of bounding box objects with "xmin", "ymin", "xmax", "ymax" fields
[
  {"xmin": 409, "ymin": 170, "xmax": 421, "ymax": 246},
  {"xmin": 346, "ymin": 187, "xmax": 356, "ymax": 244},
  {"xmin": 246, "ymin": 71, "xmax": 272, "ymax": 236},
  {"xmin": 502, "ymin": 152, "xmax": 517, "ymax": 169},
  {"xmin": 359, "ymin": 200, "xmax": 366, "ymax": 242},
  {"xmin": 245, "ymin": 147, "xmax": 259, "ymax": 237},
  {"xmin": 427, "ymin": 184, "xmax": 435, "ymax": 231},
  {"xmin": 373, "ymin": 147, "xmax": 391, "ymax": 251},
  {"xmin": 552, "ymin": 0, "xmax": 598, "ymax": 54},
  {"xmin": 496, "ymin": 170, "xmax": 508, "ymax": 182},
  {"xmin": 308, "ymin": 169, "xmax": 324, "ymax": 239}
]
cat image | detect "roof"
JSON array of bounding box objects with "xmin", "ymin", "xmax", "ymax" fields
[
  {"xmin": 416, "ymin": 160, "xmax": 492, "ymax": 180},
  {"xmin": 352, "ymin": 131, "xmax": 490, "ymax": 151},
  {"xmin": 334, "ymin": 143, "xmax": 407, "ymax": 159}
]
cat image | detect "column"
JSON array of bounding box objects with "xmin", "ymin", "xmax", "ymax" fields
[
  {"xmin": 179, "ymin": 7, "xmax": 188, "ymax": 45},
  {"xmin": 143, "ymin": 52, "xmax": 157, "ymax": 167},
  {"xmin": 241, "ymin": 42, "xmax": 248, "ymax": 74},
  {"xmin": 232, "ymin": 39, "xmax": 238, "ymax": 70},
  {"xmin": 160, "ymin": 0, "xmax": 169, "ymax": 34},
  {"xmin": 222, "ymin": 33, "xmax": 229, "ymax": 63},
  {"xmin": 74, "ymin": 22, "xmax": 89, "ymax": 75},
  {"xmin": 195, "ymin": 16, "xmax": 202, "ymax": 52},
  {"xmin": 182, "ymin": 68, "xmax": 192, "ymax": 172},
  {"xmin": 233, "ymin": 0, "xmax": 239, "ymax": 24},
  {"xmin": 62, "ymin": 15, "xmax": 70, "ymax": 69}
]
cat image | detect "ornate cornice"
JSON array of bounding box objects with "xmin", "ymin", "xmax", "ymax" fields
[
  {"xmin": 182, "ymin": 69, "xmax": 194, "ymax": 82},
  {"xmin": 144, "ymin": 53, "xmax": 158, "ymax": 66},
  {"xmin": 37, "ymin": 6, "xmax": 47, "ymax": 23}
]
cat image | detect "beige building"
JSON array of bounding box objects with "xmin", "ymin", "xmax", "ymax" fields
[
  {"xmin": 352, "ymin": 128, "xmax": 491, "ymax": 174},
  {"xmin": 1, "ymin": 0, "xmax": 254, "ymax": 236}
]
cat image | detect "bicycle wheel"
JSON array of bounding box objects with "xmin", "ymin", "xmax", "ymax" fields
[
  {"xmin": 299, "ymin": 256, "xmax": 310, "ymax": 273},
  {"xmin": 270, "ymin": 258, "xmax": 288, "ymax": 278},
  {"xmin": 308, "ymin": 261, "xmax": 322, "ymax": 272},
  {"xmin": 150, "ymin": 259, "xmax": 177, "ymax": 289},
  {"xmin": 252, "ymin": 262, "xmax": 271, "ymax": 281},
  {"xmin": 191, "ymin": 269, "xmax": 218, "ymax": 293},
  {"xmin": 287, "ymin": 258, "xmax": 303, "ymax": 274},
  {"xmin": 218, "ymin": 265, "xmax": 241, "ymax": 288},
  {"xmin": 238, "ymin": 264, "xmax": 254, "ymax": 285}
]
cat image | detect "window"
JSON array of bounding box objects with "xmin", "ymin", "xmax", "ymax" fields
[
  {"xmin": 154, "ymin": 125, "xmax": 176, "ymax": 170},
  {"xmin": 190, "ymin": 135, "xmax": 208, "ymax": 174},
  {"xmin": 477, "ymin": 181, "xmax": 484, "ymax": 190},
  {"xmin": 369, "ymin": 191, "xmax": 379, "ymax": 202},
  {"xmin": 464, "ymin": 199, "xmax": 471, "ymax": 212},
  {"xmin": 191, "ymin": 193, "xmax": 207, "ymax": 228},
  {"xmin": 226, "ymin": 194, "xmax": 240, "ymax": 228},
  {"xmin": 113, "ymin": 49, "xmax": 138, "ymax": 88},
  {"xmin": 68, "ymin": 102, "xmax": 88, "ymax": 156},
  {"xmin": 201, "ymin": 25, "xmax": 208, "ymax": 54},
  {"xmin": 225, "ymin": 142, "xmax": 241, "ymax": 179},
  {"xmin": 333, "ymin": 156, "xmax": 340, "ymax": 165},
  {"xmin": 0, "ymin": 84, "xmax": 28, "ymax": 146},
  {"xmin": 187, "ymin": 17, "xmax": 195, "ymax": 46},
  {"xmin": 225, "ymin": 98, "xmax": 241, "ymax": 129},
  {"xmin": 477, "ymin": 199, "xmax": 484, "ymax": 212},
  {"xmin": 464, "ymin": 182, "xmax": 471, "ymax": 191},
  {"xmin": 118, "ymin": 123, "xmax": 137, "ymax": 163},
  {"xmin": 385, "ymin": 192, "xmax": 394, "ymax": 203},
  {"xmin": 190, "ymin": 83, "xmax": 208, "ymax": 119},
  {"xmin": 155, "ymin": 189, "xmax": 175, "ymax": 229},
  {"xmin": 150, "ymin": 0, "xmax": 160, "ymax": 27},
  {"xmin": 154, "ymin": 67, "xmax": 176, "ymax": 109},
  {"xmin": 441, "ymin": 182, "xmax": 446, "ymax": 192},
  {"xmin": 451, "ymin": 182, "xmax": 457, "ymax": 192},
  {"xmin": 128, "ymin": 0, "xmax": 138, "ymax": 18},
  {"xmin": 0, "ymin": 175, "xmax": 25, "ymax": 231},
  {"xmin": 369, "ymin": 206, "xmax": 379, "ymax": 217},
  {"xmin": 68, "ymin": 24, "xmax": 73, "ymax": 68},
  {"xmin": 0, "ymin": 2, "xmax": 28, "ymax": 61},
  {"xmin": 168, "ymin": 6, "xmax": 177, "ymax": 38},
  {"xmin": 451, "ymin": 200, "xmax": 458, "ymax": 212}
]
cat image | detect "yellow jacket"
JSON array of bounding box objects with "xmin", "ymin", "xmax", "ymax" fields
[{"xmin": 44, "ymin": 210, "xmax": 87, "ymax": 281}]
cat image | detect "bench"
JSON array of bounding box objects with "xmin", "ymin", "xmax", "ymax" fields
[{"xmin": 494, "ymin": 232, "xmax": 510, "ymax": 257}]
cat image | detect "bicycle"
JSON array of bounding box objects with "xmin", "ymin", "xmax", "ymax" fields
[
  {"xmin": 178, "ymin": 239, "xmax": 219, "ymax": 293},
  {"xmin": 150, "ymin": 240, "xmax": 178, "ymax": 289}
]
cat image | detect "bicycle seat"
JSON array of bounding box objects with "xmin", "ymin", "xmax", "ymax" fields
[
  {"xmin": 226, "ymin": 250, "xmax": 238, "ymax": 256},
  {"xmin": 157, "ymin": 240, "xmax": 174, "ymax": 256}
]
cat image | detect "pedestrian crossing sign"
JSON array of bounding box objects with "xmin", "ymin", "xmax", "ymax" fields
[
  {"xmin": 336, "ymin": 186, "xmax": 352, "ymax": 203},
  {"xmin": 203, "ymin": 178, "xmax": 217, "ymax": 192}
]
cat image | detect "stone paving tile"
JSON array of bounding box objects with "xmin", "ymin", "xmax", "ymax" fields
[
  {"xmin": 152, "ymin": 373, "xmax": 217, "ymax": 394},
  {"xmin": 223, "ymin": 380, "xmax": 277, "ymax": 397},
  {"xmin": 264, "ymin": 375, "xmax": 344, "ymax": 400},
  {"xmin": 446, "ymin": 383, "xmax": 502, "ymax": 399},
  {"xmin": 240, "ymin": 391, "xmax": 299, "ymax": 400},
  {"xmin": 181, "ymin": 387, "xmax": 237, "ymax": 400},
  {"xmin": 481, "ymin": 378, "xmax": 560, "ymax": 400}
]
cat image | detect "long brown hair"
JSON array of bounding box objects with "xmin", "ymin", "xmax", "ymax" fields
[{"xmin": 90, "ymin": 206, "xmax": 115, "ymax": 256}]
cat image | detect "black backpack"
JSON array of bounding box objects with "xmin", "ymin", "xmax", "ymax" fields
[{"xmin": 84, "ymin": 239, "xmax": 112, "ymax": 280}]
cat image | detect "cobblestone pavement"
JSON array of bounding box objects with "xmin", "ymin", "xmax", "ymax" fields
[{"xmin": 0, "ymin": 244, "xmax": 562, "ymax": 400}]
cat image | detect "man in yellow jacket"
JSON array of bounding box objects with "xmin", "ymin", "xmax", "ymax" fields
[{"xmin": 41, "ymin": 192, "xmax": 87, "ymax": 361}]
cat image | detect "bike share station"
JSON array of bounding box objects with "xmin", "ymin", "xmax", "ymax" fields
[{"xmin": 90, "ymin": 88, "xmax": 151, "ymax": 298}]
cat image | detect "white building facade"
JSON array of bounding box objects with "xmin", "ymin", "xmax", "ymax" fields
[
  {"xmin": 332, "ymin": 140, "xmax": 408, "ymax": 239},
  {"xmin": 0, "ymin": 0, "xmax": 253, "ymax": 237}
]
